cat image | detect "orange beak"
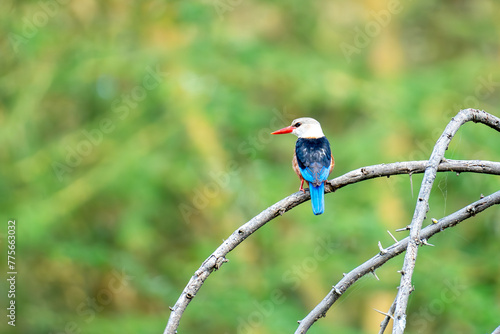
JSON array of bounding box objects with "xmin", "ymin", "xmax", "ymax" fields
[{"xmin": 271, "ymin": 125, "xmax": 294, "ymax": 135}]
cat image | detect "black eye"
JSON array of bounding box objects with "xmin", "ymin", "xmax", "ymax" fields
[{"xmin": 294, "ymin": 122, "xmax": 301, "ymax": 127}]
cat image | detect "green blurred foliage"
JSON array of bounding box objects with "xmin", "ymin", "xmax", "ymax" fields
[{"xmin": 1, "ymin": 0, "xmax": 499, "ymax": 333}]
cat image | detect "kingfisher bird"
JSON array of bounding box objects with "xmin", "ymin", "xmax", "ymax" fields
[{"xmin": 272, "ymin": 117, "xmax": 334, "ymax": 215}]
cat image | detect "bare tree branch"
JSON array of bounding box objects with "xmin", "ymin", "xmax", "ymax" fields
[
  {"xmin": 392, "ymin": 109, "xmax": 500, "ymax": 334},
  {"xmin": 491, "ymin": 325, "xmax": 500, "ymax": 334},
  {"xmin": 294, "ymin": 190, "xmax": 500, "ymax": 334},
  {"xmin": 325, "ymin": 159, "xmax": 500, "ymax": 194},
  {"xmin": 164, "ymin": 159, "xmax": 500, "ymax": 334},
  {"xmin": 378, "ymin": 298, "xmax": 397, "ymax": 334}
]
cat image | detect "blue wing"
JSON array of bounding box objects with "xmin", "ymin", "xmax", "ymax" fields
[
  {"xmin": 298, "ymin": 162, "xmax": 330, "ymax": 186},
  {"xmin": 295, "ymin": 137, "xmax": 332, "ymax": 186},
  {"xmin": 295, "ymin": 137, "xmax": 332, "ymax": 215}
]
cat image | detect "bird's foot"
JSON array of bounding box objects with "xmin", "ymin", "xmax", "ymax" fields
[{"xmin": 299, "ymin": 179, "xmax": 306, "ymax": 193}]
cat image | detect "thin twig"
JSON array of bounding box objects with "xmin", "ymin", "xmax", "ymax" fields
[
  {"xmin": 164, "ymin": 159, "xmax": 500, "ymax": 334},
  {"xmin": 378, "ymin": 297, "xmax": 398, "ymax": 334},
  {"xmin": 393, "ymin": 109, "xmax": 500, "ymax": 334},
  {"xmin": 294, "ymin": 190, "xmax": 500, "ymax": 334},
  {"xmin": 387, "ymin": 230, "xmax": 398, "ymax": 243},
  {"xmin": 374, "ymin": 307, "xmax": 393, "ymax": 319},
  {"xmin": 378, "ymin": 241, "xmax": 388, "ymax": 254}
]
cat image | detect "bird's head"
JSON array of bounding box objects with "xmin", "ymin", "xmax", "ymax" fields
[{"xmin": 271, "ymin": 117, "xmax": 325, "ymax": 138}]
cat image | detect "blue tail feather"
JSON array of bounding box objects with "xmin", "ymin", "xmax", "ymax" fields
[{"xmin": 310, "ymin": 183, "xmax": 325, "ymax": 215}]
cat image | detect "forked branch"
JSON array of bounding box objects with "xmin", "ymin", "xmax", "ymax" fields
[
  {"xmin": 164, "ymin": 109, "xmax": 500, "ymax": 334},
  {"xmin": 294, "ymin": 190, "xmax": 500, "ymax": 333},
  {"xmin": 392, "ymin": 109, "xmax": 500, "ymax": 334}
]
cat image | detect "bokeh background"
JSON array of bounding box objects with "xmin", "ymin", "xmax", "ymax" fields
[{"xmin": 1, "ymin": 0, "xmax": 500, "ymax": 333}]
